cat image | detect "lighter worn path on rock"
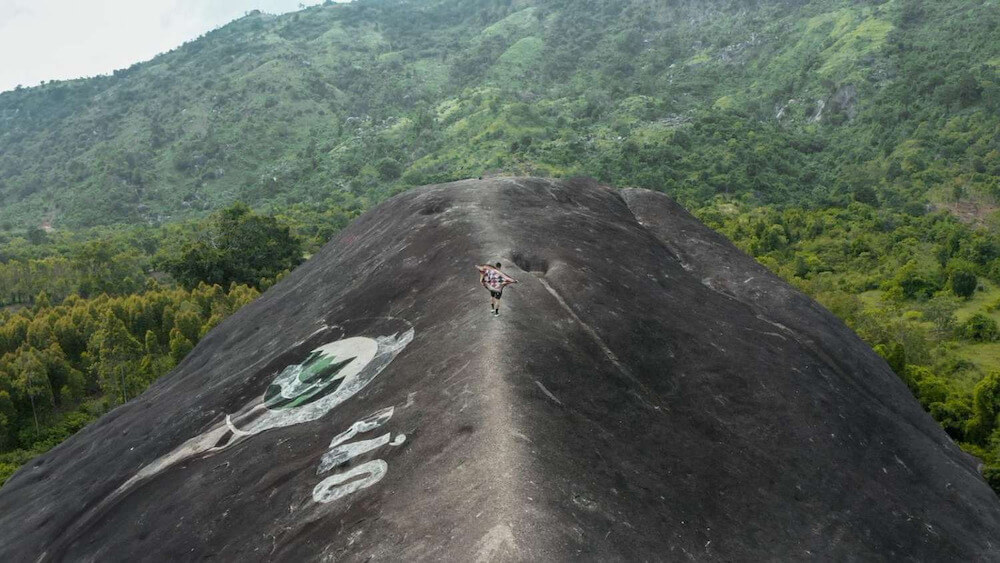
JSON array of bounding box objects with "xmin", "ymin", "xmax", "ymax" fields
[{"xmin": 462, "ymin": 180, "xmax": 532, "ymax": 560}]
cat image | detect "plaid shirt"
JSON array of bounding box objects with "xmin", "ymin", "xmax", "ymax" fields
[
  {"xmin": 483, "ymin": 269, "xmax": 505, "ymax": 291},
  {"xmin": 478, "ymin": 266, "xmax": 516, "ymax": 291}
]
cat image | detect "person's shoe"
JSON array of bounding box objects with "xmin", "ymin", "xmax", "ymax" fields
[{"xmin": 493, "ymin": 310, "xmax": 499, "ymax": 316}]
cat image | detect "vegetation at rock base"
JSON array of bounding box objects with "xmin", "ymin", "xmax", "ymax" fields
[
  {"xmin": 0, "ymin": 282, "xmax": 261, "ymax": 484},
  {"xmin": 1, "ymin": 0, "xmax": 1000, "ymax": 492},
  {"xmin": 0, "ymin": 203, "xmax": 344, "ymax": 485},
  {"xmin": 701, "ymin": 200, "xmax": 1000, "ymax": 487}
]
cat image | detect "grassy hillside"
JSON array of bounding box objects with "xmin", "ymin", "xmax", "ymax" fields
[{"xmin": 1, "ymin": 0, "xmax": 997, "ymax": 228}]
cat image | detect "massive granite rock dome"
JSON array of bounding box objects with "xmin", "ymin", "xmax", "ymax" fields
[{"xmin": 1, "ymin": 178, "xmax": 998, "ymax": 560}]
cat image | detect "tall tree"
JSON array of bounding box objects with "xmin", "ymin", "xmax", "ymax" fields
[{"xmin": 90, "ymin": 311, "xmax": 144, "ymax": 405}]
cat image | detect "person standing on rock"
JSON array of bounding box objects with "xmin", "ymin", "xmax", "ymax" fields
[{"xmin": 476, "ymin": 262, "xmax": 517, "ymax": 316}]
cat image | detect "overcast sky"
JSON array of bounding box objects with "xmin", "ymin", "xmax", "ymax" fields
[{"xmin": 0, "ymin": 0, "xmax": 353, "ymax": 93}]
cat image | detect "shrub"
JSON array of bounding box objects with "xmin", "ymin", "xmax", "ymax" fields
[
  {"xmin": 983, "ymin": 464, "xmax": 1000, "ymax": 495},
  {"xmin": 959, "ymin": 313, "xmax": 999, "ymax": 342},
  {"xmin": 376, "ymin": 158, "xmax": 403, "ymax": 181},
  {"xmin": 948, "ymin": 265, "xmax": 978, "ymax": 299},
  {"xmin": 894, "ymin": 261, "xmax": 943, "ymax": 300},
  {"xmin": 929, "ymin": 398, "xmax": 972, "ymax": 441},
  {"xmin": 967, "ymin": 372, "xmax": 1000, "ymax": 443}
]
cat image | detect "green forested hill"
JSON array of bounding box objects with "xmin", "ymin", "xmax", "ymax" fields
[{"xmin": 1, "ymin": 0, "xmax": 998, "ymax": 228}]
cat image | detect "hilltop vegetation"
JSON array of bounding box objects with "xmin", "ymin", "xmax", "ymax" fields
[{"xmin": 0, "ymin": 0, "xmax": 997, "ymax": 227}]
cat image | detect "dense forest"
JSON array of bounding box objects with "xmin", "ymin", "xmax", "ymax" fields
[{"xmin": 1, "ymin": 0, "xmax": 1000, "ymax": 491}]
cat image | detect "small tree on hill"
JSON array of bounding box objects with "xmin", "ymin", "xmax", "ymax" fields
[
  {"xmin": 968, "ymin": 371, "xmax": 1000, "ymax": 443},
  {"xmin": 948, "ymin": 262, "xmax": 978, "ymax": 299},
  {"xmin": 90, "ymin": 311, "xmax": 144, "ymax": 405},
  {"xmin": 960, "ymin": 313, "xmax": 999, "ymax": 342}
]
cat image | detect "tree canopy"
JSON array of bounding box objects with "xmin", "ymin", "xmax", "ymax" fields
[{"xmin": 157, "ymin": 203, "xmax": 303, "ymax": 289}]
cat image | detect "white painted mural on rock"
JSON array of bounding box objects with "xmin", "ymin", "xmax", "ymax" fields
[{"xmin": 110, "ymin": 323, "xmax": 415, "ymax": 508}]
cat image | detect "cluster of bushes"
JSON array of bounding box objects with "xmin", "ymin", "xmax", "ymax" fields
[
  {"xmin": 701, "ymin": 199, "xmax": 1000, "ymax": 299},
  {"xmin": 898, "ymin": 366, "xmax": 1000, "ymax": 488},
  {"xmin": 154, "ymin": 203, "xmax": 303, "ymax": 289},
  {"xmin": 0, "ymin": 202, "xmax": 346, "ymax": 308},
  {"xmin": 0, "ymin": 244, "xmax": 147, "ymax": 307}
]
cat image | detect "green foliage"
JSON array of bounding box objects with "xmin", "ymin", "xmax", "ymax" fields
[
  {"xmin": 903, "ymin": 365, "xmax": 950, "ymax": 408},
  {"xmin": 960, "ymin": 313, "xmax": 999, "ymax": 343},
  {"xmin": 921, "ymin": 293, "xmax": 959, "ymax": 335},
  {"xmin": 948, "ymin": 261, "xmax": 979, "ymax": 299},
  {"xmin": 0, "ymin": 0, "xmax": 997, "ymax": 227},
  {"xmin": 0, "ymin": 279, "xmax": 259, "ymax": 482},
  {"xmin": 169, "ymin": 328, "xmax": 194, "ymax": 365},
  {"xmin": 929, "ymin": 398, "xmax": 973, "ymax": 441},
  {"xmin": 969, "ymin": 372, "xmax": 1000, "ymax": 443},
  {"xmin": 91, "ymin": 311, "xmax": 145, "ymax": 405},
  {"xmin": 893, "ymin": 261, "xmax": 942, "ymax": 301},
  {"xmin": 156, "ymin": 203, "xmax": 303, "ymax": 289},
  {"xmin": 984, "ymin": 465, "xmax": 1000, "ymax": 492}
]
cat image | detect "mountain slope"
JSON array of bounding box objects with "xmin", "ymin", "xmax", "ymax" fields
[
  {"xmin": 0, "ymin": 178, "xmax": 997, "ymax": 560},
  {"xmin": 1, "ymin": 0, "xmax": 998, "ymax": 227}
]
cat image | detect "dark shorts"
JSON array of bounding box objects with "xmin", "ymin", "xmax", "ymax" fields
[{"xmin": 489, "ymin": 289, "xmax": 503, "ymax": 299}]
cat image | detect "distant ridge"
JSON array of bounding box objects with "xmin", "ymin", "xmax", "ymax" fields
[{"xmin": 1, "ymin": 0, "xmax": 997, "ymax": 227}]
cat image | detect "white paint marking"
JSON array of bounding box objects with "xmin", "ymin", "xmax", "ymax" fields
[
  {"xmin": 292, "ymin": 324, "xmax": 333, "ymax": 347},
  {"xmin": 328, "ymin": 407, "xmax": 395, "ymax": 449},
  {"xmin": 318, "ymin": 434, "xmax": 392, "ymax": 475},
  {"xmin": 109, "ymin": 328, "xmax": 414, "ymax": 509},
  {"xmin": 313, "ymin": 460, "xmax": 388, "ymax": 504},
  {"xmin": 225, "ymin": 414, "xmax": 252, "ymax": 437}
]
